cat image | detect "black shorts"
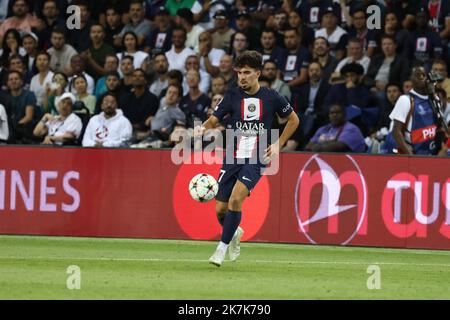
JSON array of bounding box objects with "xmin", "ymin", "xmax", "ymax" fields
[{"xmin": 215, "ymin": 163, "xmax": 264, "ymax": 202}]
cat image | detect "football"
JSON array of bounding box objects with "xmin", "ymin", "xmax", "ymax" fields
[{"xmin": 188, "ymin": 173, "xmax": 219, "ymax": 202}]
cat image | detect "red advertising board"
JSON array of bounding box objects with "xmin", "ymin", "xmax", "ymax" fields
[{"xmin": 0, "ymin": 146, "xmax": 449, "ymax": 250}]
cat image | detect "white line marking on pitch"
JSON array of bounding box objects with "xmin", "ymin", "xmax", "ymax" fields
[{"xmin": 0, "ymin": 256, "xmax": 449, "ymax": 268}]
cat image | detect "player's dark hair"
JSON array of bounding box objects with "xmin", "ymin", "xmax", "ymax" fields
[{"xmin": 234, "ymin": 50, "xmax": 263, "ymax": 71}]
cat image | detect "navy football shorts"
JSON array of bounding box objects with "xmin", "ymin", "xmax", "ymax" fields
[{"xmin": 215, "ymin": 163, "xmax": 264, "ymax": 202}]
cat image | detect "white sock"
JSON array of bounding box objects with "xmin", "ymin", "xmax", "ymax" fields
[{"xmin": 217, "ymin": 241, "xmax": 228, "ymax": 251}]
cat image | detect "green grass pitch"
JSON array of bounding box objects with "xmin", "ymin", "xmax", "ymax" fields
[{"xmin": 0, "ymin": 235, "xmax": 449, "ymax": 299}]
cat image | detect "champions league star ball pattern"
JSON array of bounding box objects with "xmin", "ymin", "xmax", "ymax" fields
[{"xmin": 189, "ymin": 173, "xmax": 219, "ymax": 202}]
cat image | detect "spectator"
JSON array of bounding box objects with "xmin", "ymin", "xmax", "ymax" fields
[
  {"xmin": 33, "ymin": 92, "xmax": 82, "ymax": 145},
  {"xmin": 364, "ymin": 34, "xmax": 411, "ymax": 94},
  {"xmin": 256, "ymin": 28, "xmax": 286, "ymax": 67},
  {"xmin": 7, "ymin": 70, "xmax": 38, "ymax": 143},
  {"xmin": 35, "ymin": 0, "xmax": 65, "ymax": 50},
  {"xmin": 235, "ymin": 10, "xmax": 260, "ymax": 50},
  {"xmin": 183, "ymin": 55, "xmax": 211, "ymax": 94},
  {"xmin": 176, "ymin": 8, "xmax": 204, "ymax": 52},
  {"xmin": 287, "ymin": 10, "xmax": 314, "ymax": 48},
  {"xmin": 390, "ymin": 0, "xmax": 419, "ymax": 30},
  {"xmin": 158, "ymin": 69, "xmax": 184, "ymax": 100},
  {"xmin": 191, "ymin": 0, "xmax": 228, "ymax": 30},
  {"xmin": 43, "ymin": 71, "xmax": 68, "ymax": 115},
  {"xmin": 117, "ymin": 31, "xmax": 149, "ymax": 71},
  {"xmin": 210, "ymin": 75, "xmax": 226, "ymax": 96},
  {"xmin": 305, "ymin": 103, "xmax": 366, "ymax": 153},
  {"xmin": 297, "ymin": 0, "xmax": 339, "ymax": 31},
  {"xmin": 198, "ymin": 31, "xmax": 225, "ymax": 77},
  {"xmin": 298, "ymin": 61, "xmax": 331, "ymax": 138},
  {"xmin": 425, "ymin": 0, "xmax": 450, "ymax": 38},
  {"xmin": 409, "ymin": 7, "xmax": 443, "ymax": 67},
  {"xmin": 377, "ymin": 83, "xmax": 402, "ymax": 131},
  {"xmin": 94, "ymin": 71, "xmax": 122, "ymax": 114},
  {"xmin": 269, "ymin": 9, "xmax": 289, "ymax": 48},
  {"xmin": 115, "ymin": 0, "xmax": 151, "ymax": 48},
  {"xmin": 66, "ymin": 0, "xmax": 95, "ymax": 52},
  {"xmin": 2, "ymin": 54, "xmax": 32, "ymax": 90},
  {"xmin": 324, "ymin": 62, "xmax": 372, "ymax": 112},
  {"xmin": 120, "ymin": 69, "xmax": 159, "ymax": 141},
  {"xmin": 180, "ymin": 69, "xmax": 211, "ymax": 127},
  {"xmin": 386, "ymin": 65, "xmax": 441, "ymax": 155},
  {"xmin": 312, "ymin": 36, "xmax": 338, "ymax": 82},
  {"xmin": 47, "ymin": 27, "xmax": 77, "ymax": 74},
  {"xmin": 119, "ymin": 55, "xmax": 135, "ymax": 94},
  {"xmin": 333, "ymin": 38, "xmax": 370, "ymax": 82},
  {"xmin": 218, "ymin": 53, "xmax": 237, "ymax": 88},
  {"xmin": 94, "ymin": 54, "xmax": 120, "ymax": 98},
  {"xmin": 262, "ymin": 59, "xmax": 291, "ymax": 101},
  {"xmin": 346, "ymin": 7, "xmax": 378, "ymax": 57},
  {"xmin": 29, "ymin": 51, "xmax": 54, "ymax": 111},
  {"xmin": 21, "ymin": 32, "xmax": 38, "ymax": 74},
  {"xmin": 73, "ymin": 74, "xmax": 96, "ymax": 114},
  {"xmin": 82, "ymin": 93, "xmax": 132, "ymax": 147},
  {"xmin": 149, "ymin": 53, "xmax": 170, "ymax": 97},
  {"xmin": 144, "ymin": 6, "xmax": 173, "ymax": 57},
  {"xmin": 315, "ymin": 6, "xmax": 348, "ymax": 60},
  {"xmin": 67, "ymin": 55, "xmax": 95, "ymax": 95},
  {"xmin": 402, "ymin": 79, "xmax": 413, "ymax": 93},
  {"xmin": 0, "ymin": 101, "xmax": 9, "ymax": 142},
  {"xmin": 165, "ymin": 27, "xmax": 195, "ymax": 73},
  {"xmin": 374, "ymin": 11, "xmax": 411, "ymax": 58},
  {"xmin": 81, "ymin": 24, "xmax": 116, "ymax": 81},
  {"xmin": 104, "ymin": 6, "xmax": 125, "ymax": 52},
  {"xmin": 432, "ymin": 59, "xmax": 450, "ymax": 102},
  {"xmin": 229, "ymin": 32, "xmax": 249, "ymax": 58},
  {"xmin": 0, "ymin": 0, "xmax": 40, "ymax": 44},
  {"xmin": 0, "ymin": 29, "xmax": 26, "ymax": 68},
  {"xmin": 279, "ymin": 28, "xmax": 310, "ymax": 90},
  {"xmin": 210, "ymin": 10, "xmax": 235, "ymax": 53}
]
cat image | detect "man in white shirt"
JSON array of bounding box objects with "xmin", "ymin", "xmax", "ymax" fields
[
  {"xmin": 33, "ymin": 92, "xmax": 82, "ymax": 145},
  {"xmin": 47, "ymin": 27, "xmax": 78, "ymax": 73},
  {"xmin": 82, "ymin": 93, "xmax": 132, "ymax": 147},
  {"xmin": 315, "ymin": 6, "xmax": 348, "ymax": 60},
  {"xmin": 165, "ymin": 27, "xmax": 196, "ymax": 74}
]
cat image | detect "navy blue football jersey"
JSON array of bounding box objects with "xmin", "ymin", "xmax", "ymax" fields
[{"xmin": 213, "ymin": 86, "xmax": 293, "ymax": 163}]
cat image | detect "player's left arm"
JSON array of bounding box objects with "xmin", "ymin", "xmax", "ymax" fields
[{"xmin": 265, "ymin": 111, "xmax": 299, "ymax": 158}]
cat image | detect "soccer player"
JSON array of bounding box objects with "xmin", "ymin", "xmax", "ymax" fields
[{"xmin": 195, "ymin": 51, "xmax": 300, "ymax": 267}]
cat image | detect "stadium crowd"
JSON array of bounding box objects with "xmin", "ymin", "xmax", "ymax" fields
[{"xmin": 0, "ymin": 0, "xmax": 449, "ymax": 155}]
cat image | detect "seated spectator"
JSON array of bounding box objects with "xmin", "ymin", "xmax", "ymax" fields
[
  {"xmin": 119, "ymin": 55, "xmax": 135, "ymax": 94},
  {"xmin": 33, "ymin": 92, "xmax": 82, "ymax": 145},
  {"xmin": 104, "ymin": 6, "xmax": 125, "ymax": 52},
  {"xmin": 256, "ymin": 28, "xmax": 286, "ymax": 67},
  {"xmin": 314, "ymin": 6, "xmax": 348, "ymax": 60},
  {"xmin": 81, "ymin": 24, "xmax": 116, "ymax": 81},
  {"xmin": 0, "ymin": 102, "xmax": 9, "ymax": 143},
  {"xmin": 117, "ymin": 31, "xmax": 149, "ymax": 70},
  {"xmin": 29, "ymin": 52, "xmax": 54, "ymax": 112},
  {"xmin": 287, "ymin": 10, "xmax": 315, "ymax": 48},
  {"xmin": 144, "ymin": 6, "xmax": 173, "ymax": 57},
  {"xmin": 165, "ymin": 27, "xmax": 196, "ymax": 74},
  {"xmin": 7, "ymin": 70, "xmax": 38, "ymax": 143},
  {"xmin": 346, "ymin": 8, "xmax": 378, "ymax": 57},
  {"xmin": 198, "ymin": 31, "xmax": 225, "ymax": 77},
  {"xmin": 176, "ymin": 8, "xmax": 204, "ymax": 52},
  {"xmin": 262, "ymin": 59, "xmax": 291, "ymax": 101},
  {"xmin": 269, "ymin": 9, "xmax": 289, "ymax": 48},
  {"xmin": 47, "ymin": 27, "xmax": 78, "ymax": 74},
  {"xmin": 305, "ymin": 103, "xmax": 366, "ymax": 153},
  {"xmin": 374, "ymin": 11, "xmax": 411, "ymax": 58},
  {"xmin": 149, "ymin": 53, "xmax": 169, "ymax": 97},
  {"xmin": 235, "ymin": 10, "xmax": 260, "ymax": 50},
  {"xmin": 402, "ymin": 79, "xmax": 413, "ymax": 94},
  {"xmin": 298, "ymin": 61, "xmax": 331, "ymax": 139},
  {"xmin": 210, "ymin": 10, "xmax": 236, "ymax": 53},
  {"xmin": 34, "ymin": 0, "xmax": 66, "ymax": 50},
  {"xmin": 94, "ymin": 71, "xmax": 122, "ymax": 114},
  {"xmin": 179, "ymin": 69, "xmax": 211, "ymax": 128},
  {"xmin": 324, "ymin": 63, "xmax": 373, "ymax": 112},
  {"xmin": 296, "ymin": 0, "xmax": 340, "ymax": 31},
  {"xmin": 94, "ymin": 54, "xmax": 120, "ymax": 99},
  {"xmin": 82, "ymin": 93, "xmax": 132, "ymax": 147},
  {"xmin": 67, "ymin": 55, "xmax": 95, "ymax": 95},
  {"xmin": 158, "ymin": 69, "xmax": 184, "ymax": 101},
  {"xmin": 210, "ymin": 75, "xmax": 226, "ymax": 97},
  {"xmin": 332, "ymin": 38, "xmax": 370, "ymax": 81},
  {"xmin": 312, "ymin": 36, "xmax": 338, "ymax": 83},
  {"xmin": 66, "ymin": 0, "xmax": 95, "ymax": 52},
  {"xmin": 182, "ymin": 55, "xmax": 211, "ymax": 95},
  {"xmin": 2, "ymin": 54, "xmax": 32, "ymax": 90},
  {"xmin": 229, "ymin": 32, "xmax": 249, "ymax": 58},
  {"xmin": 73, "ymin": 74, "xmax": 96, "ymax": 114},
  {"xmin": 0, "ymin": 0, "xmax": 40, "ymax": 43},
  {"xmin": 120, "ymin": 69, "xmax": 159, "ymax": 141},
  {"xmin": 0, "ymin": 29, "xmax": 26, "ymax": 68},
  {"xmin": 364, "ymin": 34, "xmax": 410, "ymax": 94},
  {"xmin": 114, "ymin": 0, "xmax": 151, "ymax": 48},
  {"xmin": 191, "ymin": 0, "xmax": 227, "ymax": 31},
  {"xmin": 21, "ymin": 32, "xmax": 38, "ymax": 74},
  {"xmin": 218, "ymin": 54, "xmax": 237, "ymax": 88},
  {"xmin": 43, "ymin": 72, "xmax": 68, "ymax": 115},
  {"xmin": 432, "ymin": 59, "xmax": 450, "ymax": 102},
  {"xmin": 377, "ymin": 83, "xmax": 402, "ymax": 133}
]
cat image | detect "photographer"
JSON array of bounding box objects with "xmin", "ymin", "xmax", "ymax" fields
[{"xmin": 386, "ymin": 65, "xmax": 448, "ymax": 155}]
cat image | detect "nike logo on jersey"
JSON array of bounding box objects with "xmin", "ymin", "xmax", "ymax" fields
[{"xmin": 242, "ymin": 176, "xmax": 252, "ymax": 182}]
